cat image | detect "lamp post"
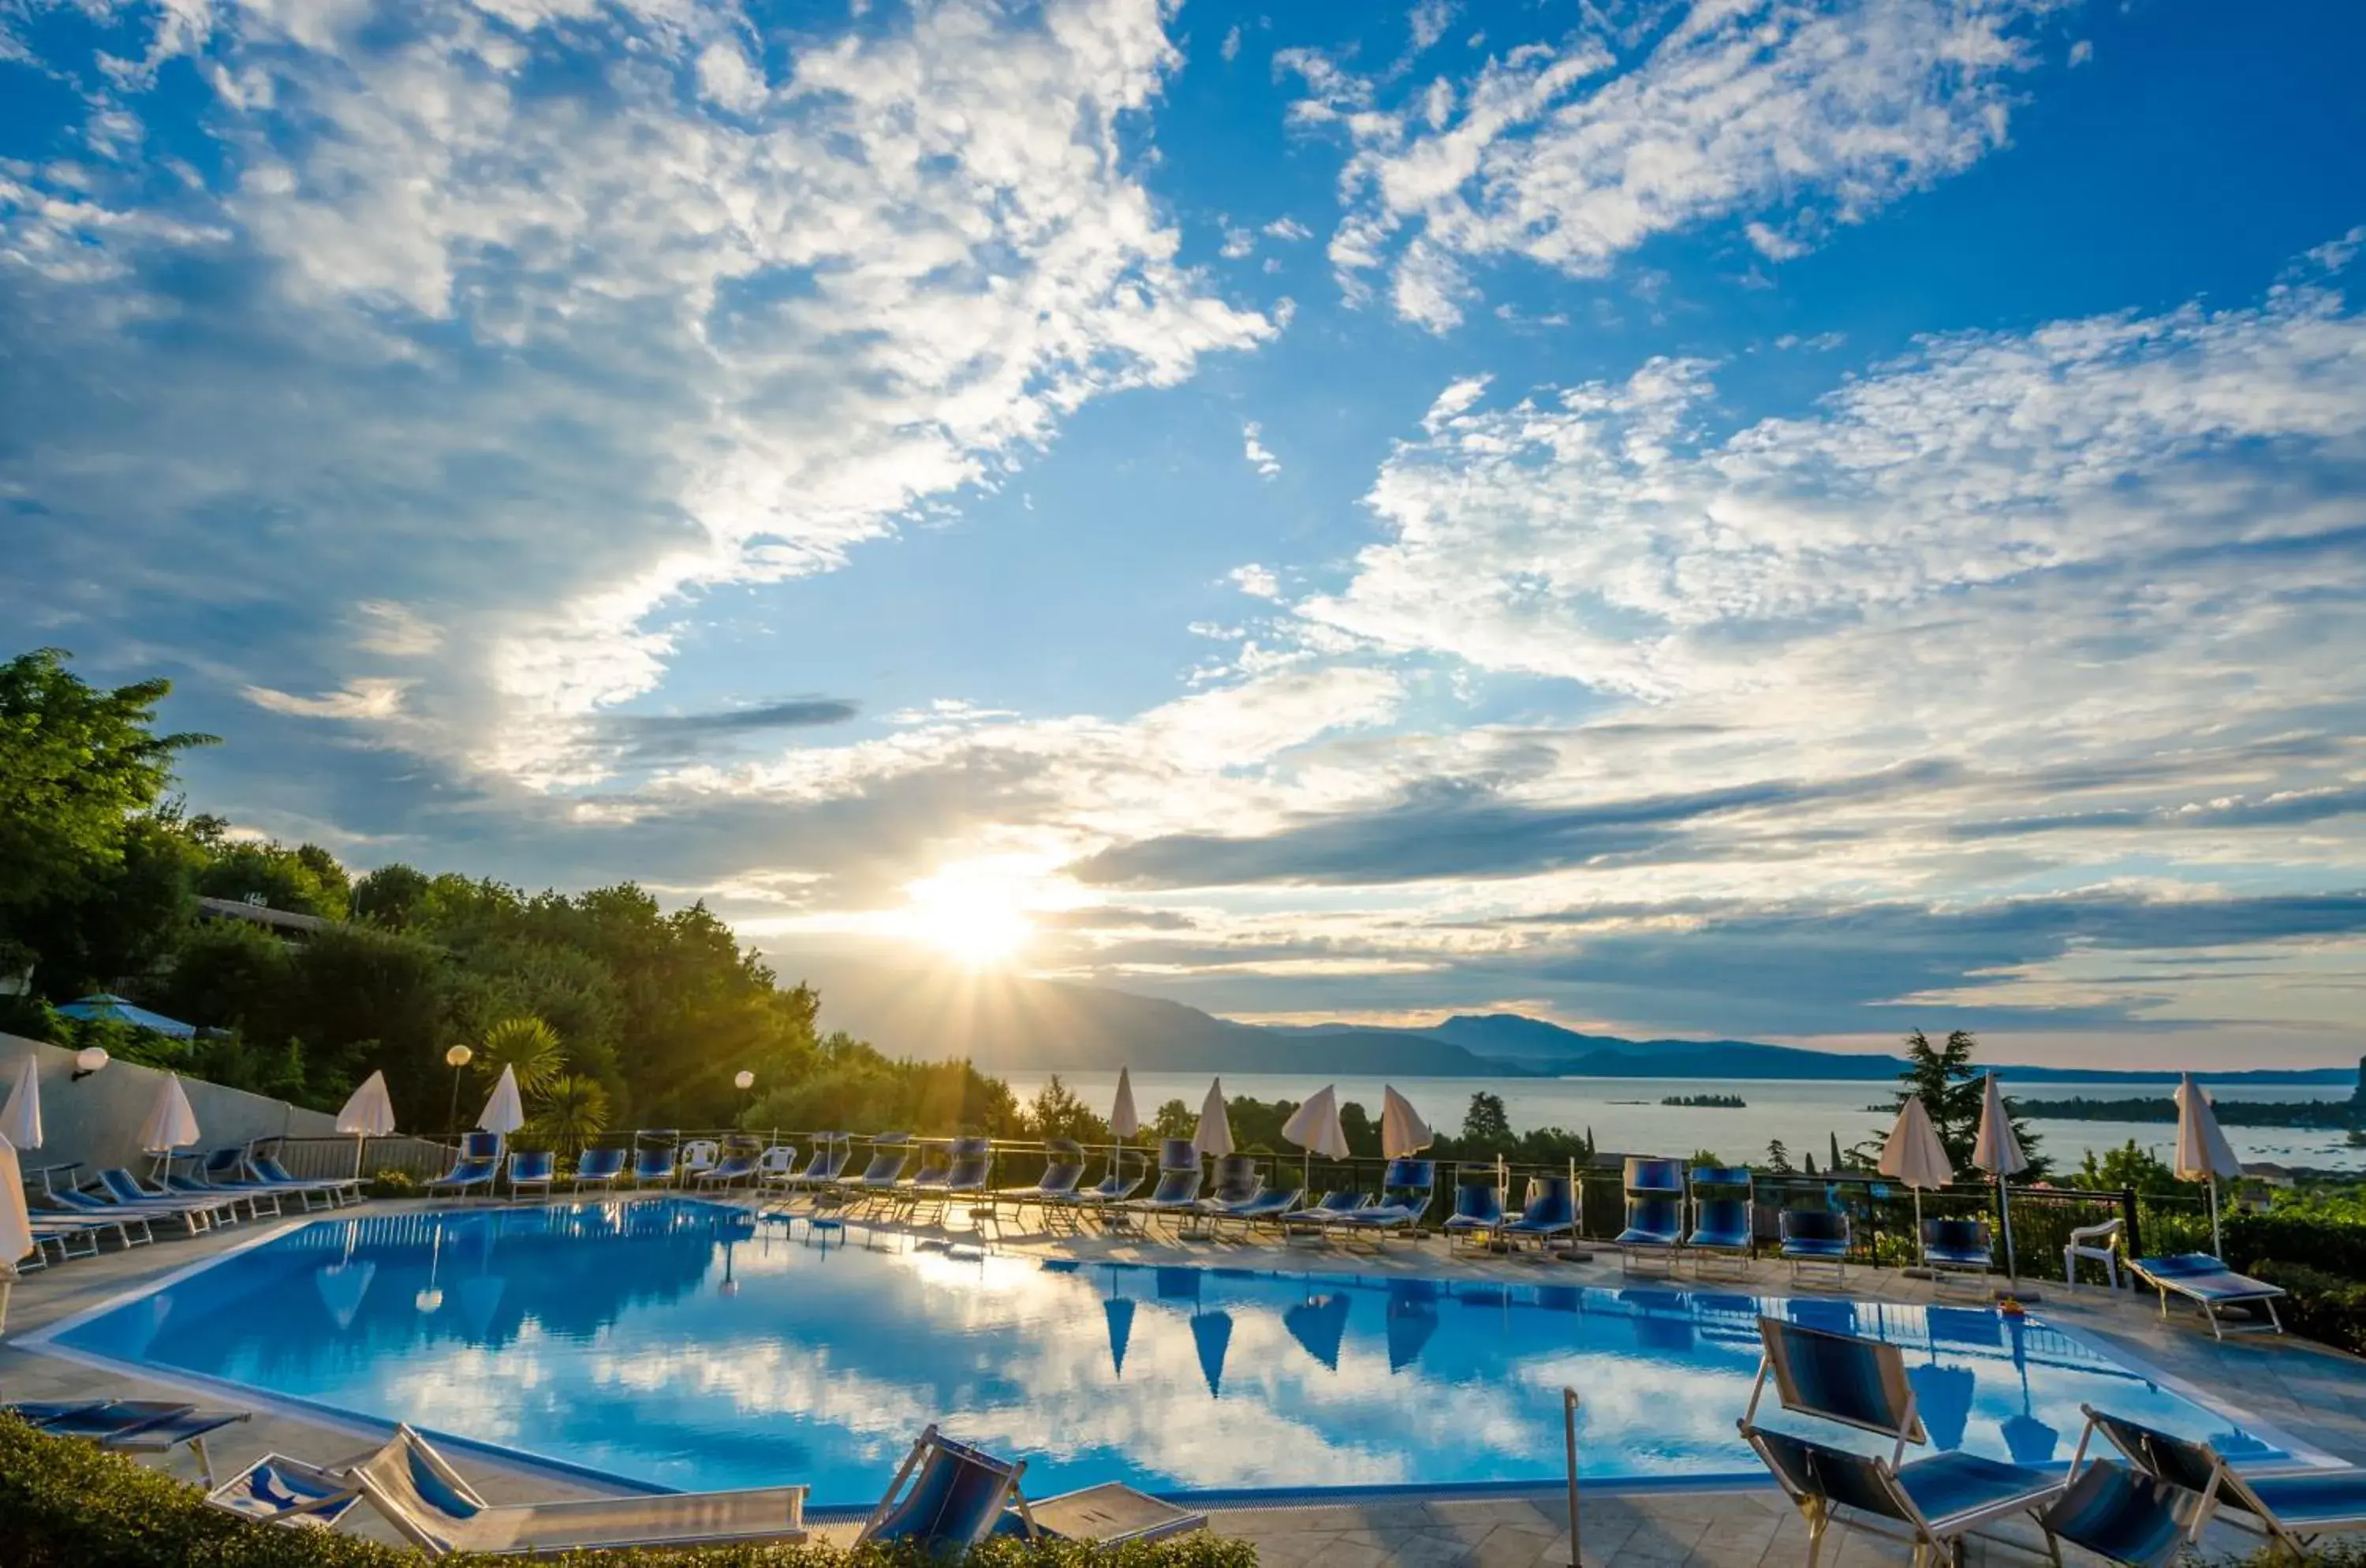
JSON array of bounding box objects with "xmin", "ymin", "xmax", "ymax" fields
[{"xmin": 446, "ymin": 1044, "xmax": 474, "ymax": 1135}]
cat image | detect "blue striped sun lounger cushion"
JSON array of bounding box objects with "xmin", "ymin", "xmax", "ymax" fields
[
  {"xmin": 1924, "ymin": 1219, "xmax": 1993, "ymax": 1269},
  {"xmin": 2042, "ymin": 1462, "xmax": 2194, "ymax": 1568},
  {"xmin": 1503, "ymin": 1177, "xmax": 1577, "ymax": 1235},
  {"xmin": 1891, "ymin": 1451, "xmax": 2062, "ymax": 1525},
  {"xmin": 1690, "ymin": 1197, "xmax": 1752, "ymax": 1249},
  {"xmin": 1782, "ymin": 1209, "xmax": 1850, "ymax": 1256},
  {"xmin": 2135, "ymin": 1255, "xmax": 2286, "ymax": 1302},
  {"xmin": 208, "ymin": 1454, "xmax": 363, "ymax": 1527},
  {"xmin": 1760, "ymin": 1318, "xmax": 1924, "ymax": 1441}
]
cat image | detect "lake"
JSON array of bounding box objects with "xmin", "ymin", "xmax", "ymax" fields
[{"xmin": 991, "ymin": 1070, "xmax": 2363, "ymax": 1173}]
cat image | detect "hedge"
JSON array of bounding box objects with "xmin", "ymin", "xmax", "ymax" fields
[
  {"xmin": 0, "ymin": 1417, "xmax": 1258, "ymax": 1568},
  {"xmin": 2251, "ymin": 1261, "xmax": 2366, "ymax": 1360},
  {"xmin": 2222, "ymin": 1212, "xmax": 2366, "ymax": 1284}
]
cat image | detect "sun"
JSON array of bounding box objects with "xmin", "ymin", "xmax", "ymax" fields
[{"xmin": 897, "ymin": 862, "xmax": 1038, "ymax": 968}]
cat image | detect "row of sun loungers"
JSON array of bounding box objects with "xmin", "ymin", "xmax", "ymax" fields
[
  {"xmin": 1732, "ymin": 1312, "xmax": 2359, "ymax": 1566},
  {"xmin": 17, "ymin": 1148, "xmax": 360, "ymax": 1273},
  {"xmin": 195, "ymin": 1421, "xmax": 1200, "ymax": 1559}
]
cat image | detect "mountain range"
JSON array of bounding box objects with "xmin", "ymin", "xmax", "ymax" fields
[{"xmin": 790, "ymin": 956, "xmax": 2357, "ymax": 1086}]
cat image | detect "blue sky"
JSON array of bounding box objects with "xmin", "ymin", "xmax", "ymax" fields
[{"xmin": 6, "ymin": 0, "xmax": 2366, "ymax": 1066}]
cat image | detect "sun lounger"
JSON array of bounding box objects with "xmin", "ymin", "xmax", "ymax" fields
[
  {"xmin": 1066, "ymin": 1150, "xmax": 1148, "ymax": 1223},
  {"xmin": 1616, "ymin": 1157, "xmax": 1686, "ymax": 1275},
  {"xmin": 1129, "ymin": 1140, "xmax": 1206, "ymax": 1232},
  {"xmin": 425, "ymin": 1133, "xmax": 504, "ymax": 1197},
  {"xmin": 1206, "ymin": 1185, "xmax": 1304, "ymax": 1234},
  {"xmin": 2074, "ymin": 1403, "xmax": 2366, "ymax": 1553},
  {"xmin": 1281, "ymin": 1189, "xmax": 1374, "ymax": 1237},
  {"xmin": 694, "ymin": 1137, "xmax": 765, "ymax": 1191},
  {"xmin": 200, "ymin": 1147, "xmax": 313, "ymax": 1211},
  {"xmin": 940, "ymin": 1137, "xmax": 994, "ymax": 1206},
  {"xmin": 629, "ymin": 1138, "xmax": 679, "ymax": 1189},
  {"xmin": 207, "ymin": 1452, "xmax": 363, "ymax": 1529},
  {"xmin": 16, "ymin": 1398, "xmax": 252, "ymax": 1488},
  {"xmin": 100, "ymin": 1167, "xmax": 241, "ymax": 1229},
  {"xmin": 506, "ymin": 1149, "xmax": 555, "ymax": 1200},
  {"xmin": 2039, "ymin": 1456, "xmax": 2205, "ymax": 1567},
  {"xmin": 250, "ymin": 1153, "xmax": 363, "ymax": 1206},
  {"xmin": 346, "ymin": 1425, "xmax": 807, "ymax": 1558},
  {"xmin": 2125, "ymin": 1253, "xmax": 2286, "ymax": 1340},
  {"xmin": 1742, "ymin": 1316, "xmax": 2066, "ymax": 1568},
  {"xmin": 569, "ymin": 1146, "xmax": 628, "ymax": 1190},
  {"xmin": 1686, "ymin": 1167, "xmax": 1754, "ymax": 1279},
  {"xmin": 80, "ymin": 1173, "xmax": 230, "ymax": 1234},
  {"xmin": 863, "ymin": 1424, "xmax": 1201, "ymax": 1548},
  {"xmin": 1338, "ymin": 1159, "xmax": 1437, "ymax": 1240},
  {"xmin": 1779, "ymin": 1207, "xmax": 1850, "ymax": 1286},
  {"xmin": 1920, "ymin": 1216, "xmax": 1995, "ymax": 1295},
  {"xmin": 1501, "ymin": 1174, "xmax": 1579, "ymax": 1251},
  {"xmin": 991, "ymin": 1139, "xmax": 1087, "ymax": 1220},
  {"xmin": 1443, "ymin": 1169, "xmax": 1506, "ymax": 1253},
  {"xmin": 1196, "ymin": 1153, "xmax": 1263, "ymax": 1212},
  {"xmin": 165, "ymin": 1170, "xmax": 280, "ymax": 1220},
  {"xmin": 838, "ymin": 1134, "xmax": 913, "ymax": 1208},
  {"xmin": 45, "ymin": 1185, "xmax": 209, "ymax": 1238},
  {"xmin": 771, "ymin": 1133, "xmax": 849, "ymax": 1195}
]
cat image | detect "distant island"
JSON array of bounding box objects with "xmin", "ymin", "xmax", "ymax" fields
[
  {"xmin": 1663, "ymin": 1092, "xmax": 1746, "ymax": 1108},
  {"xmin": 2014, "ymin": 1095, "xmax": 2359, "ymax": 1129}
]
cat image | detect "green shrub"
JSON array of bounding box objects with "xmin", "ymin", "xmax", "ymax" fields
[
  {"xmin": 364, "ymin": 1169, "xmax": 418, "ymax": 1200},
  {"xmin": 0, "ymin": 1417, "xmax": 1258, "ymax": 1568},
  {"xmin": 2224, "ymin": 1212, "xmax": 2366, "ymax": 1282},
  {"xmin": 2251, "ymin": 1260, "xmax": 2366, "ymax": 1358}
]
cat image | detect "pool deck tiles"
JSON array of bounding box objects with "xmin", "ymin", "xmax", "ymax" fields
[{"xmin": 5, "ymin": 1191, "xmax": 2361, "ymax": 1565}]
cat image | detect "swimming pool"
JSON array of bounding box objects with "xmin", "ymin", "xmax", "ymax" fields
[{"xmin": 37, "ymin": 1200, "xmax": 2297, "ymax": 1505}]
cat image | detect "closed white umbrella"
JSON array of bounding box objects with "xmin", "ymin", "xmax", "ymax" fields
[
  {"xmin": 2174, "ymin": 1074, "xmax": 2244, "ymax": 1257},
  {"xmin": 477, "ymin": 1066, "xmax": 526, "ymax": 1137},
  {"xmin": 1, "ymin": 1132, "xmax": 32, "ymax": 1333},
  {"xmin": 0, "ymin": 1055, "xmax": 41, "ymax": 1152},
  {"xmin": 1380, "ymin": 1085, "xmax": 1433, "ymax": 1160},
  {"xmin": 138, "ymin": 1073, "xmax": 201, "ymax": 1162},
  {"xmin": 1878, "ymin": 1096, "xmax": 1954, "ymax": 1241},
  {"xmin": 1192, "ymin": 1078, "xmax": 1233, "ymax": 1159},
  {"xmin": 1110, "ymin": 1068, "xmax": 1139, "ymax": 1141},
  {"xmin": 1972, "ymin": 1073, "xmax": 2029, "ymax": 1282},
  {"xmin": 337, "ymin": 1070, "xmax": 397, "ymax": 1178},
  {"xmin": 1282, "ymin": 1085, "xmax": 1349, "ymax": 1192}
]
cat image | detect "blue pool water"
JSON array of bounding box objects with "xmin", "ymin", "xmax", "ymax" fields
[{"xmin": 48, "ymin": 1200, "xmax": 2290, "ymax": 1503}]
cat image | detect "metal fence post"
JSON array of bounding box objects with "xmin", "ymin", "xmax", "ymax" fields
[
  {"xmin": 2121, "ymin": 1187, "xmax": 2142, "ymax": 1264},
  {"xmin": 1562, "ymin": 1387, "xmax": 1581, "ymax": 1568}
]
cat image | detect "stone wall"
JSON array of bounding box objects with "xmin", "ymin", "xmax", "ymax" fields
[{"xmin": 0, "ymin": 1032, "xmax": 341, "ymax": 1188}]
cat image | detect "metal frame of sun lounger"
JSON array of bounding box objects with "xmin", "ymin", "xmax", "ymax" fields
[
  {"xmin": 860, "ymin": 1423, "xmax": 1029, "ymax": 1547},
  {"xmin": 1743, "ymin": 1316, "xmax": 2066, "ymax": 1568},
  {"xmin": 2125, "ymin": 1253, "xmax": 2286, "ymax": 1341},
  {"xmin": 165, "ymin": 1171, "xmax": 281, "ymax": 1221},
  {"xmin": 1780, "ymin": 1208, "xmax": 1851, "ymax": 1286},
  {"xmin": 1500, "ymin": 1174, "xmax": 1579, "ymax": 1253},
  {"xmin": 2039, "ymin": 1456, "xmax": 2205, "ymax": 1568},
  {"xmin": 1281, "ymin": 1189, "xmax": 1379, "ymax": 1238},
  {"xmin": 834, "ymin": 1135, "xmax": 913, "ymax": 1211},
  {"xmin": 346, "ymin": 1424, "xmax": 808, "ymax": 1559},
  {"xmin": 2077, "ymin": 1404, "xmax": 2366, "ymax": 1553},
  {"xmin": 32, "ymin": 1208, "xmax": 151, "ymax": 1253},
  {"xmin": 1686, "ymin": 1167, "xmax": 1754, "ymax": 1279},
  {"xmin": 898, "ymin": 1137, "xmax": 991, "ymax": 1222},
  {"xmin": 1185, "ymin": 1154, "xmax": 1263, "ymax": 1238},
  {"xmin": 207, "ymin": 1451, "xmax": 365, "ymax": 1529},
  {"xmin": 1204, "ymin": 1185, "xmax": 1305, "ymax": 1237},
  {"xmin": 1617, "ymin": 1158, "xmax": 1688, "ymax": 1276},
  {"xmin": 1922, "ymin": 1217, "xmax": 1997, "ymax": 1297},
  {"xmin": 218, "ymin": 1150, "xmax": 339, "ymax": 1211}
]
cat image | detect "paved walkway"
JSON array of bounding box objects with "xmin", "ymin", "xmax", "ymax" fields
[{"xmin": 6, "ymin": 1193, "xmax": 2359, "ymax": 1566}]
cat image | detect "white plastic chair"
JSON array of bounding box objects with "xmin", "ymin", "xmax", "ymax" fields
[
  {"xmin": 679, "ymin": 1139, "xmax": 721, "ymax": 1177},
  {"xmin": 757, "ymin": 1144, "xmax": 798, "ymax": 1182},
  {"xmin": 2064, "ymin": 1217, "xmax": 2123, "ymax": 1290}
]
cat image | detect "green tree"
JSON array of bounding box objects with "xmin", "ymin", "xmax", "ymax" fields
[
  {"xmin": 351, "ymin": 863, "xmax": 435, "ymax": 928},
  {"xmin": 1023, "ymin": 1074, "xmax": 1108, "ymax": 1144},
  {"xmin": 529, "ymin": 1073, "xmax": 612, "ymax": 1159},
  {"xmin": 1764, "ymin": 1139, "xmax": 1795, "ymax": 1174},
  {"xmin": 196, "ymin": 839, "xmax": 350, "ymax": 918},
  {"xmin": 476, "ymin": 1017, "xmax": 567, "ymax": 1096},
  {"xmin": 1151, "ymin": 1098, "xmax": 1196, "ymax": 1141},
  {"xmin": 2071, "ymin": 1140, "xmax": 2189, "ymax": 1197},
  {"xmin": 0, "ymin": 648, "xmax": 212, "ymax": 929},
  {"xmin": 1462, "ymin": 1091, "xmax": 1512, "ymax": 1144},
  {"xmin": 11, "ymin": 805, "xmax": 216, "ymax": 995}
]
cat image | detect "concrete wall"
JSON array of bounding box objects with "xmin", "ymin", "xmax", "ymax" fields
[{"xmin": 0, "ymin": 1032, "xmax": 341, "ymax": 1188}]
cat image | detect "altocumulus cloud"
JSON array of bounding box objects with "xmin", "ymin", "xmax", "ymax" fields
[{"xmin": 0, "ymin": 0, "xmax": 1271, "ymax": 793}]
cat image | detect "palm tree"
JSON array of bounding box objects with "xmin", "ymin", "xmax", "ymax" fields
[
  {"xmin": 529, "ymin": 1074, "xmax": 611, "ymax": 1159},
  {"xmin": 476, "ymin": 1017, "xmax": 566, "ymax": 1097}
]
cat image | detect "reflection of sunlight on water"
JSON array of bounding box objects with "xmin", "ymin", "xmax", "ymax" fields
[{"xmin": 54, "ymin": 1200, "xmax": 2290, "ymax": 1502}]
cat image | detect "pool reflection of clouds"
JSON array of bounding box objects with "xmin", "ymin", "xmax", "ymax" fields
[{"xmin": 50, "ymin": 1204, "xmax": 2282, "ymax": 1501}]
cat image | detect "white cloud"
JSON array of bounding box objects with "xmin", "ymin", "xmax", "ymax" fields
[
  {"xmin": 2067, "ymin": 39, "xmax": 2093, "ymax": 66},
  {"xmin": 1241, "ymin": 420, "xmax": 1282, "ymax": 479},
  {"xmin": 1262, "ymin": 216, "xmax": 1312, "ymax": 241},
  {"xmin": 244, "ymin": 679, "xmax": 413, "ymax": 722},
  {"xmin": 1230, "ymin": 564, "xmax": 1282, "ymax": 599},
  {"xmin": 1406, "ymin": 0, "xmax": 1455, "ymax": 54},
  {"xmin": 2, "ymin": 0, "xmax": 1273, "ymax": 790},
  {"xmin": 1220, "ymin": 224, "xmax": 1256, "ymax": 259},
  {"xmin": 1220, "ymin": 24, "xmax": 1241, "ymax": 63},
  {"xmin": 1291, "ymin": 0, "xmax": 2066, "ymax": 330}
]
